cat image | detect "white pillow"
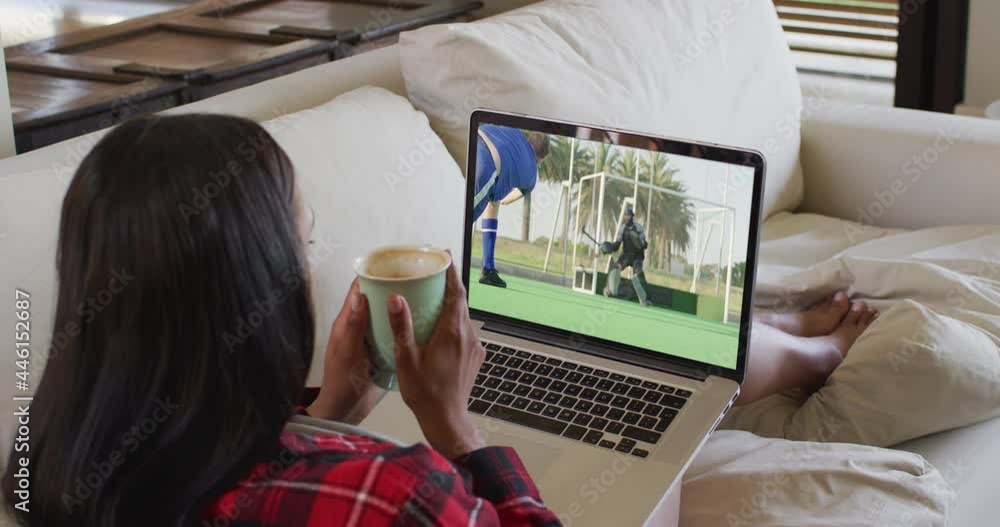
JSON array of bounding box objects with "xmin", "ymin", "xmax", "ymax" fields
[
  {"xmin": 399, "ymin": 0, "xmax": 805, "ymax": 219},
  {"xmin": 683, "ymin": 430, "xmax": 955, "ymax": 526},
  {"xmin": 261, "ymin": 86, "xmax": 466, "ymax": 384}
]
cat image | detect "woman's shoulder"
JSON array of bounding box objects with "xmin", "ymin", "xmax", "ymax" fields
[{"xmin": 203, "ymin": 431, "xmax": 470, "ymax": 526}]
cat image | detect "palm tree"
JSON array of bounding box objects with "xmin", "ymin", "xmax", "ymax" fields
[
  {"xmin": 537, "ymin": 135, "xmax": 593, "ymax": 184},
  {"xmin": 530, "ymin": 136, "xmax": 593, "ymax": 242},
  {"xmin": 641, "ymin": 151, "xmax": 692, "ymax": 273}
]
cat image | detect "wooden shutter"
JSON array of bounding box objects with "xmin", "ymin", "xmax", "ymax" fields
[{"xmin": 774, "ymin": 0, "xmax": 899, "ymax": 79}]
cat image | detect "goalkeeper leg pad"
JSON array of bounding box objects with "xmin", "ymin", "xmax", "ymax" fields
[{"xmin": 605, "ymin": 267, "xmax": 621, "ymax": 297}]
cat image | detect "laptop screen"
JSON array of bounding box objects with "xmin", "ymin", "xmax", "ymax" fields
[{"xmin": 465, "ymin": 112, "xmax": 764, "ymax": 373}]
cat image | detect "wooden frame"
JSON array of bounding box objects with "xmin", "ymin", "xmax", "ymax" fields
[{"xmin": 4, "ymin": 0, "xmax": 482, "ymax": 153}]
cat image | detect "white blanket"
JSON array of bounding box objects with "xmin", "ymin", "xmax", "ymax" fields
[
  {"xmin": 682, "ymin": 430, "xmax": 954, "ymax": 527},
  {"xmin": 723, "ymin": 213, "xmax": 1000, "ymax": 447}
]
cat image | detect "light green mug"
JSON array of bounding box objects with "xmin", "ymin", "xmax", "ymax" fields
[{"xmin": 354, "ymin": 245, "xmax": 451, "ymax": 390}]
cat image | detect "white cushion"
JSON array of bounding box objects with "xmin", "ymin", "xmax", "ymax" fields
[
  {"xmin": 399, "ymin": 0, "xmax": 805, "ymax": 218},
  {"xmin": 683, "ymin": 430, "xmax": 955, "ymax": 526},
  {"xmin": 896, "ymin": 416, "xmax": 1000, "ymax": 527},
  {"xmin": 0, "ymin": 167, "xmax": 68, "ymax": 456},
  {"xmin": 260, "ymin": 86, "xmax": 465, "ymax": 383}
]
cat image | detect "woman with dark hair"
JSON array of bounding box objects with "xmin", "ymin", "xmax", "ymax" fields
[
  {"xmin": 2, "ymin": 114, "xmax": 560, "ymax": 526},
  {"xmin": 2, "ymin": 113, "xmax": 880, "ymax": 527}
]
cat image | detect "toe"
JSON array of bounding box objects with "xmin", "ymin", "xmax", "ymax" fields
[
  {"xmin": 828, "ymin": 291, "xmax": 850, "ymax": 316},
  {"xmin": 843, "ymin": 303, "xmax": 864, "ymax": 325},
  {"xmin": 832, "ymin": 291, "xmax": 849, "ymax": 307},
  {"xmin": 859, "ymin": 309, "xmax": 877, "ymax": 326}
]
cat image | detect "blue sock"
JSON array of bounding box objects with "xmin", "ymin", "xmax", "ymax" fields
[{"xmin": 481, "ymin": 218, "xmax": 498, "ymax": 271}]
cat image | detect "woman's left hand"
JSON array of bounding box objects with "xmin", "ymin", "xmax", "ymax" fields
[{"xmin": 306, "ymin": 279, "xmax": 385, "ymax": 424}]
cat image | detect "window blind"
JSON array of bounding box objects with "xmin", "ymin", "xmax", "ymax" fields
[{"xmin": 775, "ymin": 0, "xmax": 899, "ymax": 80}]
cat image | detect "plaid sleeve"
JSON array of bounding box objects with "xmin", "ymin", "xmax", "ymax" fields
[
  {"xmin": 451, "ymin": 447, "xmax": 562, "ymax": 526},
  {"xmin": 379, "ymin": 445, "xmax": 561, "ymax": 526}
]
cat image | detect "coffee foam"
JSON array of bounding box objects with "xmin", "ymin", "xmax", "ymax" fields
[{"xmin": 363, "ymin": 248, "xmax": 448, "ymax": 279}]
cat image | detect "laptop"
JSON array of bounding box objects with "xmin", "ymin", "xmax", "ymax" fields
[{"xmin": 362, "ymin": 109, "xmax": 766, "ymax": 525}]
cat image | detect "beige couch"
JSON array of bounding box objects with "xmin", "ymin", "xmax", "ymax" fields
[{"xmin": 3, "ymin": 5, "xmax": 1000, "ymax": 525}]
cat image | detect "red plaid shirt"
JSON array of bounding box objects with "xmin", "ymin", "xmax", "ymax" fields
[{"xmin": 203, "ymin": 429, "xmax": 562, "ymax": 526}]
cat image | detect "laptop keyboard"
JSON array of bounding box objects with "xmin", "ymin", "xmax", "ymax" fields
[{"xmin": 470, "ymin": 340, "xmax": 693, "ymax": 458}]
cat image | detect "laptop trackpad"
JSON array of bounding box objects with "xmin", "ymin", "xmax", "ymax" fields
[
  {"xmin": 481, "ymin": 426, "xmax": 561, "ymax": 476},
  {"xmin": 362, "ymin": 392, "xmax": 561, "ymax": 475}
]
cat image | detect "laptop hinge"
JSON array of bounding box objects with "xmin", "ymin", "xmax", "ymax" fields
[{"xmin": 481, "ymin": 319, "xmax": 711, "ymax": 383}]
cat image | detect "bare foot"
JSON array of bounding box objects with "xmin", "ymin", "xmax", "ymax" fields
[
  {"xmin": 795, "ymin": 301, "xmax": 879, "ymax": 391},
  {"xmin": 815, "ymin": 301, "xmax": 879, "ymax": 358},
  {"xmin": 757, "ymin": 291, "xmax": 850, "ymax": 337}
]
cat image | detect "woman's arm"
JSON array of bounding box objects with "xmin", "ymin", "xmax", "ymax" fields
[
  {"xmin": 381, "ymin": 443, "xmax": 560, "ymax": 526},
  {"xmin": 386, "ymin": 260, "xmax": 561, "ymax": 525},
  {"xmin": 451, "ymin": 446, "xmax": 561, "ymax": 526}
]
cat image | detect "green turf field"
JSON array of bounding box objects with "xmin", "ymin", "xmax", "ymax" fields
[{"xmin": 469, "ymin": 269, "xmax": 739, "ymax": 368}]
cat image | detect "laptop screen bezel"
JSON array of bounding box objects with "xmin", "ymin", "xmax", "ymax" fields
[{"xmin": 463, "ymin": 109, "xmax": 765, "ymax": 385}]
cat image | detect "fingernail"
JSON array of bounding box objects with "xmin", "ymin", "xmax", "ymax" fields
[
  {"xmin": 388, "ymin": 295, "xmax": 402, "ymax": 314},
  {"xmin": 350, "ymin": 293, "xmax": 361, "ymax": 313}
]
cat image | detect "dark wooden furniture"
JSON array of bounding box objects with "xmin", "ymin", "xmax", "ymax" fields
[{"xmin": 5, "ymin": 0, "xmax": 481, "ymax": 153}]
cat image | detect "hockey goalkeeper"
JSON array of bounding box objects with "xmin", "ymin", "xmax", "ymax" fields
[{"xmin": 599, "ymin": 206, "xmax": 652, "ymax": 307}]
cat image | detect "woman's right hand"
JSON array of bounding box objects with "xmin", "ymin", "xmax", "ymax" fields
[{"xmin": 387, "ymin": 258, "xmax": 487, "ymax": 458}]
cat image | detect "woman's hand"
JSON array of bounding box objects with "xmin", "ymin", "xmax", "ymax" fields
[
  {"xmin": 307, "ymin": 280, "xmax": 386, "ymax": 424},
  {"xmin": 388, "ymin": 258, "xmax": 487, "ymax": 458}
]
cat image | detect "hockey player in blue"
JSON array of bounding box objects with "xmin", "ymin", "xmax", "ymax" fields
[{"xmin": 472, "ymin": 125, "xmax": 550, "ymax": 288}]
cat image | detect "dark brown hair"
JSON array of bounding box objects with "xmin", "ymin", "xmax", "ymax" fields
[
  {"xmin": 3, "ymin": 114, "xmax": 315, "ymax": 526},
  {"xmin": 528, "ymin": 132, "xmax": 551, "ymax": 161}
]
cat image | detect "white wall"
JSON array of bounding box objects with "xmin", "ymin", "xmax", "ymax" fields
[
  {"xmin": 0, "ymin": 48, "xmax": 14, "ymax": 158},
  {"xmin": 958, "ymin": 0, "xmax": 1000, "ymax": 116}
]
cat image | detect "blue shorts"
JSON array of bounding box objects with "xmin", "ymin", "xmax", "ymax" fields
[{"xmin": 472, "ymin": 125, "xmax": 538, "ymax": 222}]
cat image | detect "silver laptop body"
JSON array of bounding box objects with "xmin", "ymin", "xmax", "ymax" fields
[{"xmin": 363, "ymin": 110, "xmax": 766, "ymax": 526}]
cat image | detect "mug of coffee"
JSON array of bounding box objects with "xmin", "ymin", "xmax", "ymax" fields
[{"xmin": 354, "ymin": 245, "xmax": 451, "ymax": 390}]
